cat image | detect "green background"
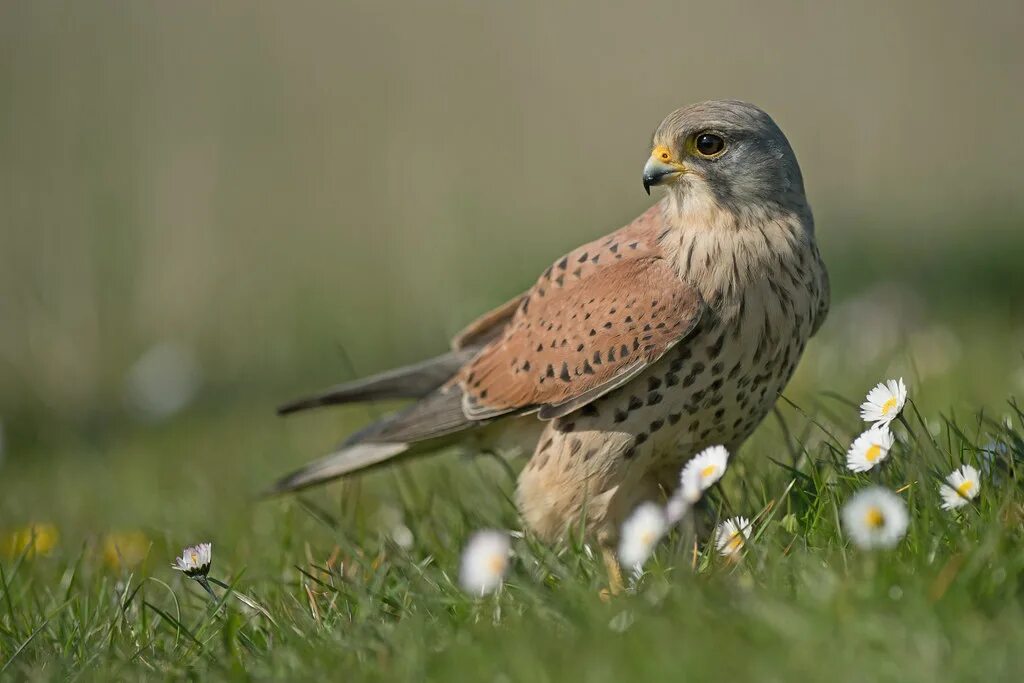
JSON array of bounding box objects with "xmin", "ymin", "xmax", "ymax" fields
[{"xmin": 1, "ymin": 2, "xmax": 1023, "ymax": 679}]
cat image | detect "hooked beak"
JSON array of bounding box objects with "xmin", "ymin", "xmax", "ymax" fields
[
  {"xmin": 642, "ymin": 156, "xmax": 686, "ymax": 195},
  {"xmin": 642, "ymin": 145, "xmax": 688, "ymax": 195}
]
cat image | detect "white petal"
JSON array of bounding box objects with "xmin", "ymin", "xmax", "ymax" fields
[
  {"xmin": 714, "ymin": 516, "xmax": 752, "ymax": 557},
  {"xmin": 618, "ymin": 502, "xmax": 667, "ymax": 569},
  {"xmin": 939, "ymin": 484, "xmax": 969, "ymax": 510},
  {"xmin": 459, "ymin": 530, "xmax": 511, "ymax": 596},
  {"xmin": 846, "ymin": 426, "xmax": 895, "ymax": 472},
  {"xmin": 859, "ymin": 378, "xmax": 907, "ymax": 427},
  {"xmin": 678, "ymin": 446, "xmax": 730, "ymax": 503},
  {"xmin": 841, "ymin": 487, "xmax": 908, "ymax": 550},
  {"xmin": 940, "ymin": 464, "xmax": 980, "ymax": 510}
]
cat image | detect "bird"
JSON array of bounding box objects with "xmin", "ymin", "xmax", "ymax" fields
[{"xmin": 270, "ymin": 100, "xmax": 830, "ymax": 586}]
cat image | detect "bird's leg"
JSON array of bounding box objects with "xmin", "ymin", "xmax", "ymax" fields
[
  {"xmin": 594, "ymin": 526, "xmax": 625, "ymax": 598},
  {"xmin": 600, "ymin": 543, "xmax": 624, "ymax": 598}
]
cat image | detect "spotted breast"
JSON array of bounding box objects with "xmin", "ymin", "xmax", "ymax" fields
[{"xmin": 513, "ymin": 197, "xmax": 828, "ymax": 544}]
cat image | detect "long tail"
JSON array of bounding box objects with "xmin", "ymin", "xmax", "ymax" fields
[
  {"xmin": 276, "ymin": 349, "xmax": 476, "ymax": 416},
  {"xmin": 266, "ymin": 383, "xmax": 484, "ymax": 496},
  {"xmin": 263, "ymin": 442, "xmax": 411, "ymax": 495}
]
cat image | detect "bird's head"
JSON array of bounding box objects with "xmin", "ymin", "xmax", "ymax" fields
[{"xmin": 643, "ymin": 100, "xmax": 806, "ymax": 214}]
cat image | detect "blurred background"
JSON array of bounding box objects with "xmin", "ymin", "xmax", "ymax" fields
[{"xmin": 1, "ymin": 1, "xmax": 1023, "ymax": 531}]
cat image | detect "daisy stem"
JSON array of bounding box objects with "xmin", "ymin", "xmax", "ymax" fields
[
  {"xmin": 716, "ymin": 486, "xmax": 737, "ymax": 518},
  {"xmin": 897, "ymin": 413, "xmax": 919, "ymax": 444},
  {"xmin": 207, "ymin": 577, "xmax": 278, "ymax": 625},
  {"xmin": 490, "ymin": 587, "xmax": 502, "ymax": 625},
  {"xmin": 907, "ymin": 398, "xmax": 943, "ymax": 454},
  {"xmin": 194, "ymin": 576, "xmax": 218, "ymax": 602},
  {"xmin": 896, "ymin": 412, "xmax": 938, "ymax": 462},
  {"xmin": 863, "ymin": 551, "xmax": 878, "ymax": 582}
]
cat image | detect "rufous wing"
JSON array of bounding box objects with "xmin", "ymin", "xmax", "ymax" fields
[{"xmin": 458, "ymin": 254, "xmax": 704, "ymax": 420}]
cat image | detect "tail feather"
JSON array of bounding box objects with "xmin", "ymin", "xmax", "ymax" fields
[
  {"xmin": 263, "ymin": 442, "xmax": 410, "ymax": 496},
  {"xmin": 355, "ymin": 388, "xmax": 479, "ymax": 444},
  {"xmin": 277, "ymin": 350, "xmax": 475, "ymax": 416},
  {"xmin": 268, "ymin": 385, "xmax": 490, "ymax": 495}
]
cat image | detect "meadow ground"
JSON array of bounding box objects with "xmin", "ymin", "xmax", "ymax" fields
[
  {"xmin": 3, "ymin": 232, "xmax": 1024, "ymax": 681},
  {"xmin": 3, "ymin": 3, "xmax": 1024, "ymax": 679}
]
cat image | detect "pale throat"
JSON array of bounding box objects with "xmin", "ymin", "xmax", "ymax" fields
[
  {"xmin": 663, "ymin": 189, "xmax": 798, "ymax": 288},
  {"xmin": 659, "ymin": 186, "xmax": 811, "ymax": 329}
]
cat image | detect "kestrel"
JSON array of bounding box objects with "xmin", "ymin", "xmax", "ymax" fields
[{"xmin": 272, "ymin": 100, "xmax": 829, "ymax": 579}]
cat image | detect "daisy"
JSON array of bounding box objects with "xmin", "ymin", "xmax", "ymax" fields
[
  {"xmin": 172, "ymin": 542, "xmax": 212, "ymax": 578},
  {"xmin": 679, "ymin": 445, "xmax": 730, "ymax": 503},
  {"xmin": 846, "ymin": 426, "xmax": 895, "ymax": 472},
  {"xmin": 860, "ymin": 378, "xmax": 907, "ymax": 427},
  {"xmin": 841, "ymin": 487, "xmax": 908, "ymax": 550},
  {"xmin": 714, "ymin": 516, "xmax": 752, "ymax": 558},
  {"xmin": 939, "ymin": 464, "xmax": 981, "ymax": 510},
  {"xmin": 459, "ymin": 530, "xmax": 511, "ymax": 596},
  {"xmin": 664, "ymin": 495, "xmax": 689, "ymax": 525},
  {"xmin": 618, "ymin": 502, "xmax": 667, "ymax": 570}
]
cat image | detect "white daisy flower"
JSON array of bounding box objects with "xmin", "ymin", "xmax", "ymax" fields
[
  {"xmin": 714, "ymin": 516, "xmax": 752, "ymax": 558},
  {"xmin": 172, "ymin": 542, "xmax": 212, "ymax": 578},
  {"xmin": 618, "ymin": 502, "xmax": 667, "ymax": 570},
  {"xmin": 860, "ymin": 378, "xmax": 907, "ymax": 427},
  {"xmin": 679, "ymin": 445, "xmax": 730, "ymax": 503},
  {"xmin": 664, "ymin": 495, "xmax": 689, "ymax": 525},
  {"xmin": 458, "ymin": 530, "xmax": 511, "ymax": 596},
  {"xmin": 846, "ymin": 426, "xmax": 895, "ymax": 472},
  {"xmin": 841, "ymin": 487, "xmax": 908, "ymax": 550},
  {"xmin": 939, "ymin": 464, "xmax": 981, "ymax": 510}
]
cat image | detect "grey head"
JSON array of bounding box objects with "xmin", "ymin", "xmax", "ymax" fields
[{"xmin": 643, "ymin": 100, "xmax": 807, "ymax": 214}]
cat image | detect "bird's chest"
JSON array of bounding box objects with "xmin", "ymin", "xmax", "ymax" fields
[{"xmin": 626, "ymin": 277, "xmax": 817, "ymax": 475}]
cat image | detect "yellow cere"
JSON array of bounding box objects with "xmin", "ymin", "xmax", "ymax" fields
[
  {"xmin": 865, "ymin": 444, "xmax": 883, "ymax": 463},
  {"xmin": 700, "ymin": 465, "xmax": 718, "ymax": 478},
  {"xmin": 881, "ymin": 397, "xmax": 898, "ymax": 415},
  {"xmin": 956, "ymin": 480, "xmax": 975, "ymax": 497},
  {"xmin": 864, "ymin": 507, "xmax": 885, "ymax": 529},
  {"xmin": 652, "ymin": 144, "xmax": 673, "ymax": 162}
]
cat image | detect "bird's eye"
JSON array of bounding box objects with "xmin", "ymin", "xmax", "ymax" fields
[{"xmin": 694, "ymin": 132, "xmax": 725, "ymax": 157}]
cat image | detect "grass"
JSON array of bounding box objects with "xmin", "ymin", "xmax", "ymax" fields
[
  {"xmin": 4, "ymin": 4, "xmax": 1024, "ymax": 676},
  {"xmin": 3, "ymin": 336, "xmax": 1024, "ymax": 680},
  {"xmin": 3, "ymin": 213, "xmax": 1024, "ymax": 681}
]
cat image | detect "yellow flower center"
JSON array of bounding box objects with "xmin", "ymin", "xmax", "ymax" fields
[
  {"xmin": 726, "ymin": 532, "xmax": 744, "ymax": 553},
  {"xmin": 881, "ymin": 397, "xmax": 898, "ymax": 415},
  {"xmin": 486, "ymin": 554, "xmax": 506, "ymax": 575},
  {"xmin": 640, "ymin": 531, "xmax": 655, "ymax": 545},
  {"xmin": 864, "ymin": 506, "xmax": 885, "ymax": 529},
  {"xmin": 865, "ymin": 444, "xmax": 883, "ymax": 463},
  {"xmin": 190, "ymin": 551, "xmax": 199, "ymax": 565},
  {"xmin": 700, "ymin": 465, "xmax": 718, "ymax": 479},
  {"xmin": 956, "ymin": 480, "xmax": 974, "ymax": 497}
]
